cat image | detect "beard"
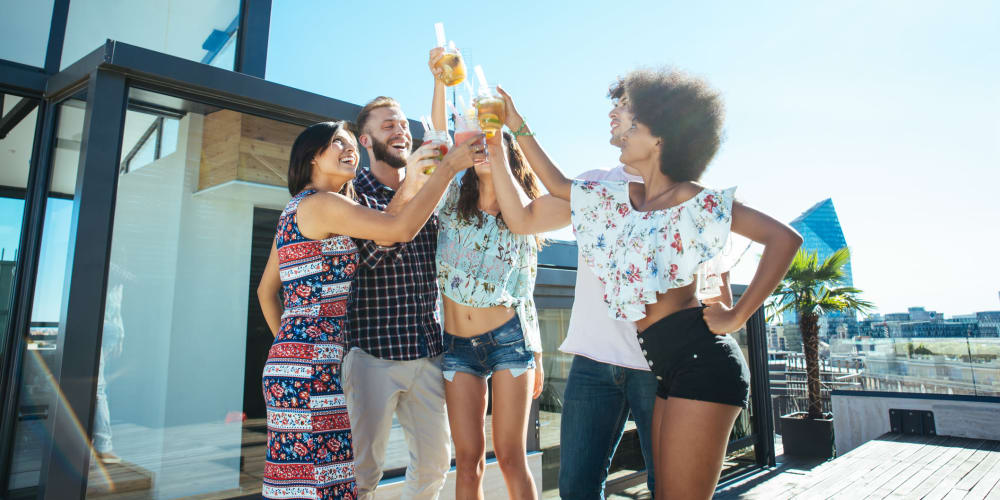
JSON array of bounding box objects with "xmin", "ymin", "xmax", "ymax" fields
[{"xmin": 371, "ymin": 136, "xmax": 408, "ymax": 169}]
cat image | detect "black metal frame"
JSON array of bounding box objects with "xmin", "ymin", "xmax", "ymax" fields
[{"xmin": 38, "ymin": 68, "xmax": 129, "ymax": 500}]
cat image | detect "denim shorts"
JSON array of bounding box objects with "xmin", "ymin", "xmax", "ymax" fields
[
  {"xmin": 636, "ymin": 306, "xmax": 750, "ymax": 408},
  {"xmin": 442, "ymin": 314, "xmax": 536, "ymax": 381}
]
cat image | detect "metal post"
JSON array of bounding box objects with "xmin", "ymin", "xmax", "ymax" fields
[
  {"xmin": 38, "ymin": 69, "xmax": 128, "ymax": 500},
  {"xmin": 747, "ymin": 306, "xmax": 776, "ymax": 467},
  {"xmin": 234, "ymin": 0, "xmax": 272, "ymax": 78}
]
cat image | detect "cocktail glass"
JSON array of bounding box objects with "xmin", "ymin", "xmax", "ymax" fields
[
  {"xmin": 434, "ymin": 46, "xmax": 467, "ymax": 87},
  {"xmin": 453, "ymin": 112, "xmax": 487, "ymax": 165},
  {"xmin": 421, "ymin": 129, "xmax": 452, "ymax": 174},
  {"xmin": 474, "ymin": 86, "xmax": 506, "ymax": 138}
]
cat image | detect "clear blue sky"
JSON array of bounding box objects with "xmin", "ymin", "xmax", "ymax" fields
[{"xmin": 268, "ymin": 1, "xmax": 1000, "ymax": 316}]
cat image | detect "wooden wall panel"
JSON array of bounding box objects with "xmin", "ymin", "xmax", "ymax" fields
[{"xmin": 199, "ymin": 110, "xmax": 304, "ymax": 191}]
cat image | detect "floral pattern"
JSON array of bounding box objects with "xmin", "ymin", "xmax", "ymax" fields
[
  {"xmin": 263, "ymin": 189, "xmax": 357, "ymax": 500},
  {"xmin": 571, "ymin": 180, "xmax": 737, "ymax": 321},
  {"xmin": 435, "ymin": 179, "xmax": 542, "ymax": 352}
]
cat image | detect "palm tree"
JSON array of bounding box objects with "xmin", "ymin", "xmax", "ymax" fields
[{"xmin": 769, "ymin": 248, "xmax": 873, "ymax": 419}]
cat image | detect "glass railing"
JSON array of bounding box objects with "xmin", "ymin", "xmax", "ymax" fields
[{"xmin": 828, "ymin": 337, "xmax": 1000, "ymax": 397}]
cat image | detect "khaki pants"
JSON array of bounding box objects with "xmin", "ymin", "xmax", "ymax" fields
[{"xmin": 343, "ymin": 348, "xmax": 451, "ymax": 500}]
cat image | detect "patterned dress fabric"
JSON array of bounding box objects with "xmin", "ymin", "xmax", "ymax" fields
[
  {"xmin": 571, "ymin": 180, "xmax": 737, "ymax": 321},
  {"xmin": 262, "ymin": 190, "xmax": 358, "ymax": 500},
  {"xmin": 435, "ymin": 178, "xmax": 543, "ymax": 352}
]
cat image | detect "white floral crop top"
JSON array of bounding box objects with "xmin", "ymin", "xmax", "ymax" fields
[{"xmin": 571, "ymin": 180, "xmax": 737, "ymax": 321}]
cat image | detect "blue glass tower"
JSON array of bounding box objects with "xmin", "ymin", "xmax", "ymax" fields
[
  {"xmin": 790, "ymin": 198, "xmax": 852, "ymax": 287},
  {"xmin": 784, "ymin": 198, "xmax": 856, "ymax": 330}
]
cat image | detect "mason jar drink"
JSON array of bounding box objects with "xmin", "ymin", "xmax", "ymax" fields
[
  {"xmin": 434, "ymin": 47, "xmax": 467, "ymax": 87},
  {"xmin": 474, "ymin": 87, "xmax": 506, "ymax": 138},
  {"xmin": 421, "ymin": 129, "xmax": 452, "ymax": 174}
]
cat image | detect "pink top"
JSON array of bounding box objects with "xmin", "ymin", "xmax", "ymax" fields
[{"xmin": 559, "ymin": 167, "xmax": 650, "ymax": 370}]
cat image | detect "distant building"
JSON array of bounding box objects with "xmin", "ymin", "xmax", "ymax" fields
[
  {"xmin": 784, "ymin": 199, "xmax": 858, "ymax": 337},
  {"xmin": 877, "ymin": 308, "xmax": 998, "ymax": 339},
  {"xmin": 977, "ymin": 311, "xmax": 1000, "ymax": 337},
  {"xmin": 899, "ymin": 321, "xmax": 980, "ymax": 338}
]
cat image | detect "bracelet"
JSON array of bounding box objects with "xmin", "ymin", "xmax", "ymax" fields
[{"xmin": 510, "ymin": 119, "xmax": 535, "ymax": 137}]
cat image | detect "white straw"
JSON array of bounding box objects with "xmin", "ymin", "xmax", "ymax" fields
[
  {"xmin": 474, "ymin": 65, "xmax": 488, "ymax": 93},
  {"xmin": 457, "ymin": 95, "xmax": 468, "ymax": 114},
  {"xmin": 420, "ymin": 115, "xmax": 433, "ymax": 132},
  {"xmin": 463, "ymin": 80, "xmax": 475, "ymax": 102},
  {"xmin": 447, "ymin": 40, "xmax": 456, "ymax": 51},
  {"xmin": 434, "ymin": 23, "xmax": 446, "ymax": 47}
]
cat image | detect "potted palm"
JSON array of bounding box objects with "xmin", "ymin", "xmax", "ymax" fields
[{"xmin": 768, "ymin": 248, "xmax": 872, "ymax": 458}]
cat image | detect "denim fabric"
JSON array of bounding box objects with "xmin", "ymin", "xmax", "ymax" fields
[
  {"xmin": 559, "ymin": 355, "xmax": 658, "ymax": 499},
  {"xmin": 441, "ymin": 315, "xmax": 535, "ymax": 380}
]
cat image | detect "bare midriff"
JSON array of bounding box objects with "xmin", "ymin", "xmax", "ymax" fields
[
  {"xmin": 442, "ymin": 295, "xmax": 516, "ymax": 337},
  {"xmin": 634, "ymin": 281, "xmax": 701, "ymax": 333}
]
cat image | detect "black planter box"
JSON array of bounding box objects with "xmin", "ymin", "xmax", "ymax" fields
[{"xmin": 779, "ymin": 412, "xmax": 835, "ymax": 459}]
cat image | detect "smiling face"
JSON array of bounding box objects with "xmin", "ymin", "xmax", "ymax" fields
[
  {"xmin": 609, "ymin": 94, "xmax": 635, "ymax": 147},
  {"xmin": 361, "ymin": 106, "xmax": 412, "ymax": 169},
  {"xmin": 312, "ymin": 127, "xmax": 360, "ymax": 180}
]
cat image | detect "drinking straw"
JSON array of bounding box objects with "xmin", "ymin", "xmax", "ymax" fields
[
  {"xmin": 463, "ymin": 80, "xmax": 475, "ymax": 103},
  {"xmin": 420, "ymin": 115, "xmax": 434, "ymax": 133},
  {"xmin": 448, "ymin": 40, "xmax": 457, "ymax": 51},
  {"xmin": 474, "ymin": 65, "xmax": 489, "ymax": 94},
  {"xmin": 456, "ymin": 95, "xmax": 468, "ymax": 114},
  {"xmin": 434, "ymin": 23, "xmax": 446, "ymax": 47}
]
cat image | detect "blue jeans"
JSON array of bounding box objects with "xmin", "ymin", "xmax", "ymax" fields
[{"xmin": 559, "ymin": 355, "xmax": 658, "ymax": 499}]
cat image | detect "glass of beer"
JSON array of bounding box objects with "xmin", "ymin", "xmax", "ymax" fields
[
  {"xmin": 434, "ymin": 44, "xmax": 467, "ymax": 87},
  {"xmin": 474, "ymin": 86, "xmax": 506, "ymax": 138},
  {"xmin": 421, "ymin": 129, "xmax": 452, "ymax": 174}
]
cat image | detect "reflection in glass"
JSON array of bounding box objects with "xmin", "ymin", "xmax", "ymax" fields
[
  {"xmin": 830, "ymin": 336, "xmax": 1000, "ymax": 397},
  {"xmin": 0, "ymin": 94, "xmax": 39, "ymax": 347},
  {"xmin": 85, "ymin": 89, "xmax": 308, "ymax": 498},
  {"xmin": 0, "ymin": 0, "xmax": 55, "ymax": 67},
  {"xmin": 61, "ymin": 0, "xmax": 239, "ymax": 70},
  {"xmin": 7, "ymin": 97, "xmax": 84, "ymax": 496}
]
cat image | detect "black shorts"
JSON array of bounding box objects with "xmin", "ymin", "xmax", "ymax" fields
[{"xmin": 636, "ymin": 306, "xmax": 750, "ymax": 408}]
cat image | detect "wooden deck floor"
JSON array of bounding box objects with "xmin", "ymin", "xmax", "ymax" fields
[{"xmin": 715, "ymin": 433, "xmax": 1000, "ymax": 499}]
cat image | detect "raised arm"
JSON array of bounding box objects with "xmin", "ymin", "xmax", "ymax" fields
[
  {"xmin": 428, "ymin": 47, "xmax": 448, "ymax": 131},
  {"xmin": 300, "ymin": 140, "xmax": 483, "ymax": 243},
  {"xmin": 496, "ymin": 86, "xmax": 573, "ymax": 201},
  {"xmin": 703, "ymin": 203, "xmax": 802, "ymax": 334},
  {"xmin": 257, "ymin": 240, "xmax": 283, "ymax": 337},
  {"xmin": 487, "ymin": 133, "xmax": 570, "ymax": 234}
]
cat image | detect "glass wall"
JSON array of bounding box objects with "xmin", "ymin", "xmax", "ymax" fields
[
  {"xmin": 80, "ymin": 88, "xmax": 296, "ymax": 499},
  {"xmin": 830, "ymin": 336, "xmax": 1000, "ymax": 397},
  {"xmin": 0, "ymin": 1, "xmax": 55, "ymax": 67},
  {"xmin": 6, "ymin": 96, "xmax": 83, "ymax": 496},
  {"xmin": 61, "ymin": 0, "xmax": 240, "ymax": 71},
  {"xmin": 0, "ymin": 93, "xmax": 39, "ymax": 349}
]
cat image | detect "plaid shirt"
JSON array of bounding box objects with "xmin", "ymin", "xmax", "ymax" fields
[{"xmin": 347, "ymin": 167, "xmax": 443, "ymax": 360}]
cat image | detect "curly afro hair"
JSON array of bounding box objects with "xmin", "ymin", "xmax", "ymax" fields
[{"xmin": 624, "ymin": 69, "xmax": 724, "ymax": 182}]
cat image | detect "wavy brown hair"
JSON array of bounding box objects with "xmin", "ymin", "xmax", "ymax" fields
[{"xmin": 456, "ymin": 131, "xmax": 545, "ymax": 246}]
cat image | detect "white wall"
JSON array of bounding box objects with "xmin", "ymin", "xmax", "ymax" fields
[{"xmin": 832, "ymin": 392, "xmax": 1000, "ymax": 455}]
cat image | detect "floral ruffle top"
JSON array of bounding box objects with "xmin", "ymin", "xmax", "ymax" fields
[
  {"xmin": 571, "ymin": 180, "xmax": 737, "ymax": 321},
  {"xmin": 436, "ymin": 179, "xmax": 542, "ymax": 352}
]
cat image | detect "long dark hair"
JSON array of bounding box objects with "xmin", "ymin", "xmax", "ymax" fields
[
  {"xmin": 287, "ymin": 120, "xmax": 357, "ymax": 199},
  {"xmin": 456, "ymin": 131, "xmax": 544, "ymax": 246}
]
